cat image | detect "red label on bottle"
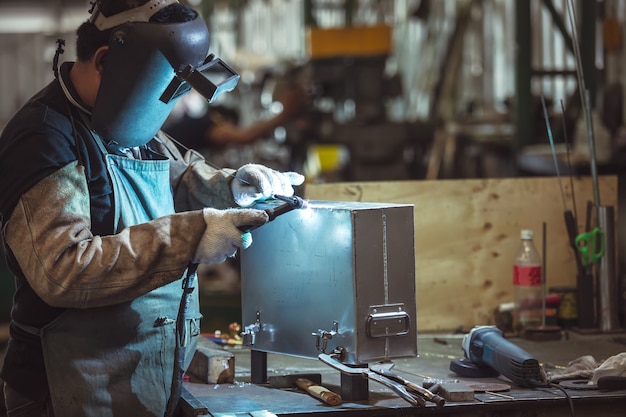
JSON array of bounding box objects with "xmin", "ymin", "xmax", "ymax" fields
[{"xmin": 513, "ymin": 265, "xmax": 541, "ymax": 286}]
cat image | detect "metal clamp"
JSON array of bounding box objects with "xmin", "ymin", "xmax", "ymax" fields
[
  {"xmin": 312, "ymin": 321, "xmax": 339, "ymax": 353},
  {"xmin": 241, "ymin": 311, "xmax": 262, "ymax": 346},
  {"xmin": 318, "ymin": 354, "xmax": 444, "ymax": 408}
]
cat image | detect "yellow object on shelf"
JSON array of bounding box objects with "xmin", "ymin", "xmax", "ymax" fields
[
  {"xmin": 314, "ymin": 144, "xmax": 347, "ymax": 172},
  {"xmin": 307, "ymin": 25, "xmax": 392, "ymax": 58},
  {"xmin": 304, "ymin": 144, "xmax": 349, "ymax": 182}
]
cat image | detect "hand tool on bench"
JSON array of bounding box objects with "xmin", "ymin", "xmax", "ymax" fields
[
  {"xmin": 369, "ymin": 366, "xmax": 445, "ymax": 407},
  {"xmin": 268, "ymin": 373, "xmax": 342, "ymax": 406},
  {"xmin": 296, "ymin": 378, "xmax": 342, "ymax": 406},
  {"xmin": 319, "ymin": 353, "xmax": 443, "ymax": 407}
]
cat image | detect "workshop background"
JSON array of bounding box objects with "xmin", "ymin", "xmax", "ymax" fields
[{"xmin": 1, "ymin": 0, "xmax": 626, "ymax": 335}]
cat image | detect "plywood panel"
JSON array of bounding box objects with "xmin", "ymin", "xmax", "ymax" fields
[{"xmin": 305, "ymin": 176, "xmax": 618, "ymax": 332}]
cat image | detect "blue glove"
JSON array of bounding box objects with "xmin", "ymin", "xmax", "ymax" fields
[{"xmin": 231, "ymin": 163, "xmax": 305, "ymax": 207}]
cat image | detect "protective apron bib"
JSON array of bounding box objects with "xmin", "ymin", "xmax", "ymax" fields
[{"xmin": 40, "ymin": 142, "xmax": 201, "ymax": 417}]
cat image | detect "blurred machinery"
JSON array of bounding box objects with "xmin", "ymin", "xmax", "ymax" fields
[{"xmin": 288, "ymin": 24, "xmax": 435, "ymax": 182}]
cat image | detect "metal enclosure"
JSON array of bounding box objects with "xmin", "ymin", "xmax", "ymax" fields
[{"xmin": 240, "ymin": 200, "xmax": 417, "ymax": 365}]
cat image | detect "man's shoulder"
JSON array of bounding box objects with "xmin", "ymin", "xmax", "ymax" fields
[
  {"xmin": 0, "ymin": 81, "xmax": 81, "ymax": 220},
  {"xmin": 2, "ymin": 81, "xmax": 71, "ymax": 139}
]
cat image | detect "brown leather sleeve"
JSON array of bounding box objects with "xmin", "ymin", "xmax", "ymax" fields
[
  {"xmin": 154, "ymin": 131, "xmax": 237, "ymax": 211},
  {"xmin": 4, "ymin": 161, "xmax": 206, "ymax": 309}
]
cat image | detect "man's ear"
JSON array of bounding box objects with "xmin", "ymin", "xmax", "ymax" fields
[{"xmin": 93, "ymin": 46, "xmax": 109, "ymax": 75}]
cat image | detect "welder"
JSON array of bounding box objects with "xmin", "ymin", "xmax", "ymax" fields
[{"xmin": 0, "ymin": 1, "xmax": 303, "ymax": 416}]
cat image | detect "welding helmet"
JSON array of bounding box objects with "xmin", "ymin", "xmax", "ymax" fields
[{"xmin": 89, "ymin": 0, "xmax": 239, "ymax": 147}]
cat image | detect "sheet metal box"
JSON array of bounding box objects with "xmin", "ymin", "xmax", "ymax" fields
[{"xmin": 240, "ymin": 200, "xmax": 417, "ymax": 365}]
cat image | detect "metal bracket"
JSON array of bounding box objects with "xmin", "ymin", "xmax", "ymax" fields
[
  {"xmin": 241, "ymin": 311, "xmax": 262, "ymax": 346},
  {"xmin": 312, "ymin": 320, "xmax": 339, "ymax": 353}
]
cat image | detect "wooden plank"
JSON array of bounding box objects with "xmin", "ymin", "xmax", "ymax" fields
[{"xmin": 304, "ymin": 176, "xmax": 618, "ymax": 332}]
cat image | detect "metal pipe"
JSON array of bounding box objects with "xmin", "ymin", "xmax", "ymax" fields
[{"xmin": 597, "ymin": 205, "xmax": 618, "ymax": 332}]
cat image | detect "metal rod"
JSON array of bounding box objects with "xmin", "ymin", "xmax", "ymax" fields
[
  {"xmin": 565, "ymin": 0, "xmax": 587, "ymax": 107},
  {"xmin": 560, "ymin": 99, "xmax": 579, "ymax": 224},
  {"xmin": 584, "ymin": 91, "xmax": 602, "ymax": 210},
  {"xmin": 565, "ymin": 0, "xmax": 601, "ymax": 220},
  {"xmin": 542, "ymin": 221, "xmax": 547, "ymax": 327},
  {"xmin": 540, "ymin": 96, "xmax": 567, "ymax": 210},
  {"xmin": 597, "ymin": 206, "xmax": 617, "ymax": 332}
]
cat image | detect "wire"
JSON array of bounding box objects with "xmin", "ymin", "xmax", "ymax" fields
[
  {"xmin": 528, "ymin": 379, "xmax": 576, "ymax": 417},
  {"xmin": 164, "ymin": 262, "xmax": 198, "ymax": 417},
  {"xmin": 52, "ymin": 39, "xmax": 65, "ymax": 79},
  {"xmin": 550, "ymin": 382, "xmax": 576, "ymax": 417},
  {"xmin": 540, "ymin": 95, "xmax": 567, "ymax": 210}
]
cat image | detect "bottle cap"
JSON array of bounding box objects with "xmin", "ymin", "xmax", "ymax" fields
[{"xmin": 520, "ymin": 229, "xmax": 534, "ymax": 239}]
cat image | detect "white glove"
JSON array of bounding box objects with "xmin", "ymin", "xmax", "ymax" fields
[
  {"xmin": 193, "ymin": 208, "xmax": 268, "ymax": 265},
  {"xmin": 231, "ymin": 163, "xmax": 305, "ymax": 207}
]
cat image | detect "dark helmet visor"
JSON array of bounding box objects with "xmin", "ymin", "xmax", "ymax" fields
[{"xmin": 160, "ymin": 55, "xmax": 240, "ymax": 104}]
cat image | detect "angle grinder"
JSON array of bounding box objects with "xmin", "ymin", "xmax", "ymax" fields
[{"xmin": 450, "ymin": 325, "xmax": 543, "ymax": 387}]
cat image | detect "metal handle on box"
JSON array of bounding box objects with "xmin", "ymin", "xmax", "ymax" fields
[{"xmin": 366, "ymin": 306, "xmax": 410, "ymax": 338}]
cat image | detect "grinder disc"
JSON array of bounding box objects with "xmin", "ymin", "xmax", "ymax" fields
[{"xmin": 449, "ymin": 358, "xmax": 499, "ymax": 378}]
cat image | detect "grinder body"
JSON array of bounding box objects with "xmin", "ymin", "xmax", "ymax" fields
[{"xmin": 452, "ymin": 326, "xmax": 542, "ymax": 387}]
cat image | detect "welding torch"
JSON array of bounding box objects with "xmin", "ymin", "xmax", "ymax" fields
[
  {"xmin": 239, "ymin": 194, "xmax": 308, "ymax": 233},
  {"xmin": 240, "ymin": 194, "xmax": 308, "ymax": 231},
  {"xmin": 264, "ymin": 194, "xmax": 308, "ymax": 221}
]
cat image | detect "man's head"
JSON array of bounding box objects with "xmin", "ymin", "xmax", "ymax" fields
[
  {"xmin": 76, "ymin": 0, "xmax": 197, "ymax": 63},
  {"xmin": 74, "ymin": 0, "xmax": 237, "ymax": 147}
]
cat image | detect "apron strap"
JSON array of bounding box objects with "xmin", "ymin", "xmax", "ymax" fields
[
  {"xmin": 75, "ymin": 111, "xmax": 110, "ymax": 156},
  {"xmin": 11, "ymin": 320, "xmax": 42, "ymax": 337}
]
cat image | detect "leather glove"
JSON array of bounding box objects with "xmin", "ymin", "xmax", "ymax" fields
[
  {"xmin": 231, "ymin": 163, "xmax": 305, "ymax": 207},
  {"xmin": 193, "ymin": 208, "xmax": 269, "ymax": 265}
]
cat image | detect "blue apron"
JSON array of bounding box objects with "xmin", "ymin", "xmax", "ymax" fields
[{"xmin": 39, "ymin": 139, "xmax": 201, "ymax": 417}]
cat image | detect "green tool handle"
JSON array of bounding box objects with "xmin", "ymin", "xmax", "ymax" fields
[{"xmin": 575, "ymin": 227, "xmax": 605, "ymax": 266}]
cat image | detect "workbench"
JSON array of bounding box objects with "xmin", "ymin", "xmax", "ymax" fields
[{"xmin": 181, "ymin": 331, "xmax": 626, "ymax": 417}]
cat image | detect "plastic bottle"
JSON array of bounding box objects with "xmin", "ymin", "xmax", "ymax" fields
[{"xmin": 512, "ymin": 229, "xmax": 543, "ymax": 333}]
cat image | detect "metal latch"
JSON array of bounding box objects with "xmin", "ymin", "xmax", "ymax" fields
[
  {"xmin": 312, "ymin": 321, "xmax": 339, "ymax": 353},
  {"xmin": 366, "ymin": 304, "xmax": 410, "ymax": 338},
  {"xmin": 241, "ymin": 311, "xmax": 262, "ymax": 346}
]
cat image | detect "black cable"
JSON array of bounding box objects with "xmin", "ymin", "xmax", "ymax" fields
[
  {"xmin": 52, "ymin": 39, "xmax": 65, "ymax": 79},
  {"xmin": 53, "ymin": 44, "xmax": 86, "ymax": 168},
  {"xmin": 550, "ymin": 382, "xmax": 576, "ymax": 417},
  {"xmin": 523, "ymin": 380, "xmax": 575, "ymax": 417},
  {"xmin": 164, "ymin": 262, "xmax": 198, "ymax": 417}
]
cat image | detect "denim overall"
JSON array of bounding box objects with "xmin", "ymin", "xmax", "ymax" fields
[{"xmin": 39, "ymin": 139, "xmax": 201, "ymax": 417}]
